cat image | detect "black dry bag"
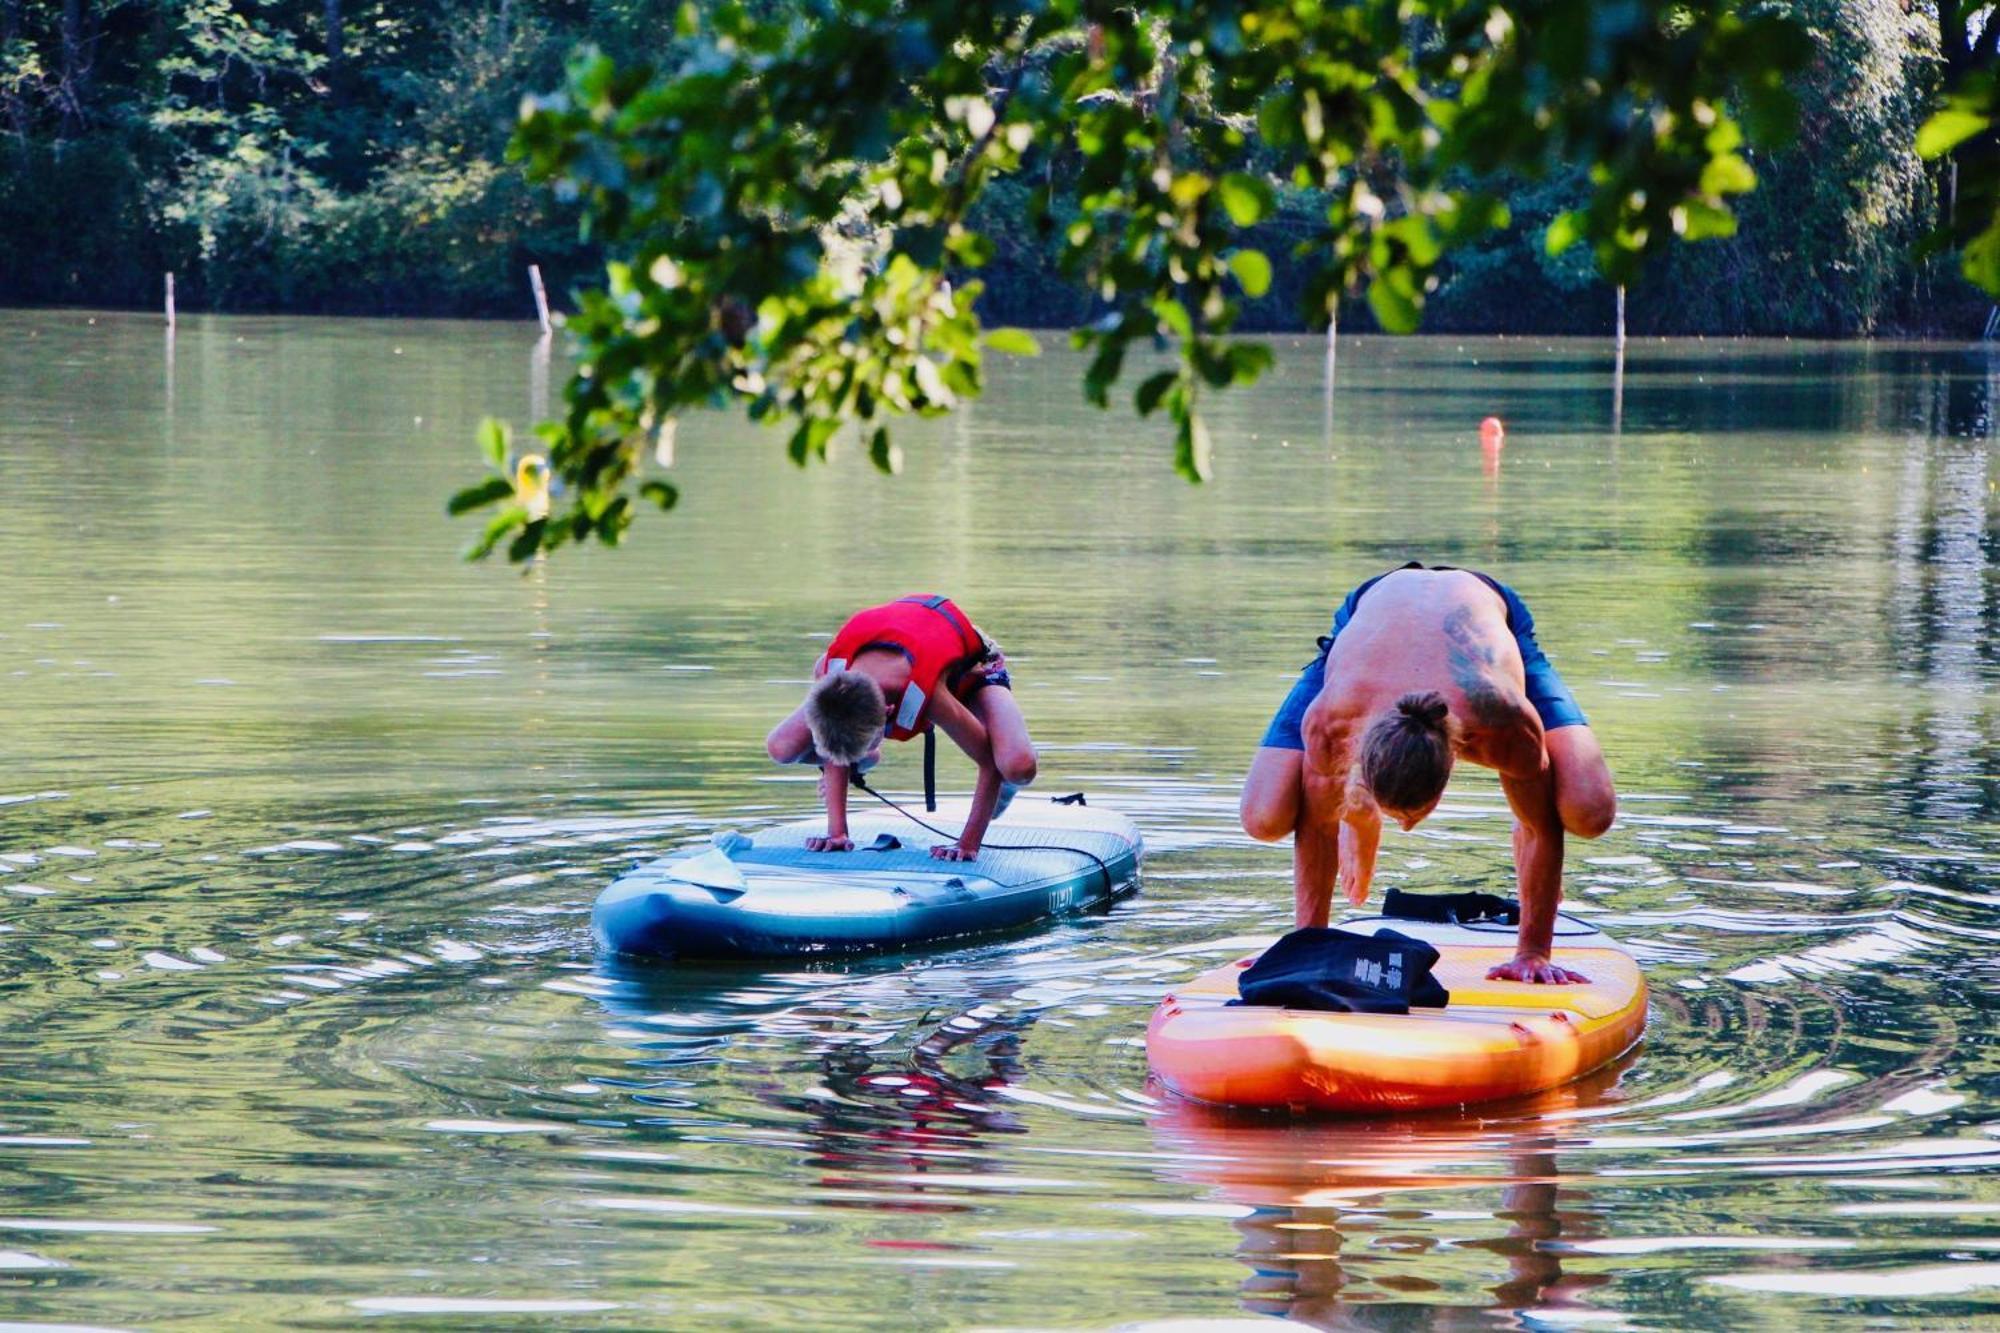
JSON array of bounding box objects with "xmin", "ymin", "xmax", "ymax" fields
[
  {"xmin": 1231, "ymin": 926, "xmax": 1450, "ymax": 1015},
  {"xmin": 1383, "ymin": 886, "xmax": 1519, "ymax": 926}
]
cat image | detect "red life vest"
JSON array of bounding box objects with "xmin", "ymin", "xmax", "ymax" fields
[{"xmin": 820, "ymin": 595, "xmax": 985, "ymax": 741}]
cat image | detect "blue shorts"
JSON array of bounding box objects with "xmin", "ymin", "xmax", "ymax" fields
[{"xmin": 1261, "ymin": 564, "xmax": 1587, "ymax": 751}]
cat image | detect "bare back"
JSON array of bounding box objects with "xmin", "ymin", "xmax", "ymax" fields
[{"xmin": 1301, "ymin": 569, "xmax": 1544, "ymax": 781}]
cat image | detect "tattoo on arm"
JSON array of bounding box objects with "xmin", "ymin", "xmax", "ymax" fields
[{"xmin": 1442, "ymin": 605, "xmax": 1525, "ymax": 729}]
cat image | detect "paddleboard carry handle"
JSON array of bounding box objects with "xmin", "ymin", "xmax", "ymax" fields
[{"xmin": 852, "ymin": 775, "xmax": 1124, "ymax": 898}]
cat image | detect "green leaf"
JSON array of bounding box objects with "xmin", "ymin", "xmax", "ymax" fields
[
  {"xmin": 1169, "ymin": 173, "xmax": 1212, "ymax": 207},
  {"xmin": 1082, "ymin": 339, "xmax": 1126, "ymax": 408},
  {"xmin": 1153, "ymin": 297, "xmax": 1194, "ymax": 341},
  {"xmin": 1677, "ymin": 201, "xmax": 1737, "ymax": 242},
  {"xmin": 1917, "ymin": 106, "xmax": 1991, "ymax": 160},
  {"xmin": 1173, "ymin": 406, "xmax": 1213, "ymax": 483},
  {"xmin": 984, "ymin": 327, "xmax": 1041, "ymax": 356},
  {"xmin": 867, "ymin": 426, "xmax": 903, "ymax": 474},
  {"xmin": 1381, "ymin": 215, "xmax": 1441, "ymax": 268},
  {"xmin": 1191, "ymin": 338, "xmax": 1233, "ymax": 388},
  {"xmin": 447, "ymin": 476, "xmax": 515, "ymax": 516},
  {"xmin": 1217, "ymin": 172, "xmax": 1274, "ymax": 227},
  {"xmin": 948, "ymin": 230, "xmax": 996, "ymax": 267},
  {"xmin": 1134, "ymin": 369, "xmax": 1178, "ymax": 417},
  {"xmin": 1545, "ymin": 211, "xmax": 1583, "ymax": 257},
  {"xmin": 1258, "ymin": 89, "xmax": 1299, "ymax": 148},
  {"xmin": 1366, "ymin": 271, "xmax": 1421, "ymax": 334},
  {"xmin": 1228, "ymin": 249, "xmax": 1273, "ymax": 298},
  {"xmin": 598, "ymin": 496, "xmax": 630, "ymax": 543},
  {"xmin": 787, "ymin": 416, "xmax": 842, "ymax": 465},
  {"xmin": 1226, "ymin": 341, "xmax": 1275, "ymax": 385},
  {"xmin": 1963, "ymin": 219, "xmax": 2000, "ymax": 297},
  {"xmin": 1698, "ymin": 153, "xmax": 1756, "ymax": 197},
  {"xmin": 478, "ymin": 417, "xmax": 509, "ymax": 470},
  {"xmin": 508, "ymin": 519, "xmax": 548, "ymax": 563},
  {"xmin": 638, "ymin": 480, "xmax": 679, "ymax": 511},
  {"xmin": 465, "ymin": 506, "xmax": 528, "ymax": 562}
]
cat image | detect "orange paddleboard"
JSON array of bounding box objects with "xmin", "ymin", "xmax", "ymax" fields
[{"xmin": 1146, "ymin": 914, "xmax": 1647, "ymax": 1114}]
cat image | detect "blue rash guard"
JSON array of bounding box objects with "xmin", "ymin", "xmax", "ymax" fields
[{"xmin": 1262, "ymin": 562, "xmax": 1588, "ymax": 752}]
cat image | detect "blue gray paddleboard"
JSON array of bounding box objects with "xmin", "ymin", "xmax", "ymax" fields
[{"xmin": 593, "ymin": 798, "xmax": 1143, "ymax": 959}]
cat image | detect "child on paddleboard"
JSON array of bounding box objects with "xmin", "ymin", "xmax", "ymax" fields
[{"xmin": 765, "ymin": 595, "xmax": 1038, "ymax": 861}]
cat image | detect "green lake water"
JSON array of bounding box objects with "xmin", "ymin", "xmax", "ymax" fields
[{"xmin": 2, "ymin": 309, "xmax": 1996, "ymax": 1328}]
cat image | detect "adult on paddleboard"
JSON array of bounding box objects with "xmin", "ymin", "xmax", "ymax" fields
[
  {"xmin": 766, "ymin": 595, "xmax": 1038, "ymax": 862},
  {"xmin": 1239, "ymin": 563, "xmax": 1616, "ymax": 984}
]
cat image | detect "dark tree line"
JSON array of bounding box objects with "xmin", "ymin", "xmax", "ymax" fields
[
  {"xmin": 0, "ymin": 0, "xmax": 682, "ymax": 313},
  {"xmin": 0, "ymin": 0, "xmax": 1992, "ymax": 334}
]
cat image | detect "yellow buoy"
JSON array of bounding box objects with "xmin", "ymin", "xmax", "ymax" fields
[{"xmin": 514, "ymin": 454, "xmax": 552, "ymax": 521}]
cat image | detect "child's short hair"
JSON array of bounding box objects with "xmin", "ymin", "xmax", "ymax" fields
[{"xmin": 805, "ymin": 669, "xmax": 887, "ymax": 765}]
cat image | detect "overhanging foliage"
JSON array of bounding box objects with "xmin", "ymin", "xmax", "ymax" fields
[{"xmin": 463, "ymin": 0, "xmax": 1810, "ymax": 560}]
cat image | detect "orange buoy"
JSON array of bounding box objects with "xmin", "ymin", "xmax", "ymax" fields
[{"xmin": 1479, "ymin": 417, "xmax": 1505, "ymax": 479}]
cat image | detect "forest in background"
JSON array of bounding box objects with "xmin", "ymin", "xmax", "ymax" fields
[{"xmin": 0, "ymin": 0, "xmax": 1988, "ymax": 336}]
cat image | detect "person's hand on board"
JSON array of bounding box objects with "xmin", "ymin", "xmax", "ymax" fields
[
  {"xmin": 1486, "ymin": 954, "xmax": 1590, "ymax": 985},
  {"xmin": 930, "ymin": 844, "xmax": 977, "ymax": 861},
  {"xmin": 805, "ymin": 834, "xmax": 855, "ymax": 852}
]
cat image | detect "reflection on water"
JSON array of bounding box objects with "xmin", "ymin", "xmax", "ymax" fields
[
  {"xmin": 1151, "ymin": 1087, "xmax": 1631, "ymax": 1323},
  {"xmin": 1, "ymin": 312, "xmax": 1997, "ymax": 1327}
]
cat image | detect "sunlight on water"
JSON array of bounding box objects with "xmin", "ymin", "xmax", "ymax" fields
[{"xmin": 0, "ymin": 312, "xmax": 1996, "ymax": 1327}]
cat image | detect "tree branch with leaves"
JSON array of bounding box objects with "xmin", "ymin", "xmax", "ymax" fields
[{"xmin": 458, "ymin": 0, "xmax": 1809, "ymax": 561}]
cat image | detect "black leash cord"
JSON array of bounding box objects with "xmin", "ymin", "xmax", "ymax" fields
[{"xmin": 851, "ymin": 777, "xmax": 1118, "ymax": 894}]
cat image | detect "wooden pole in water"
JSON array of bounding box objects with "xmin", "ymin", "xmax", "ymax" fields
[
  {"xmin": 529, "ymin": 329, "xmax": 551, "ymax": 425},
  {"xmin": 1612, "ymin": 285, "xmax": 1627, "ymax": 436},
  {"xmin": 164, "ymin": 272, "xmax": 176, "ymax": 329},
  {"xmin": 164, "ymin": 303, "xmax": 175, "ymax": 417},
  {"xmin": 528, "ymin": 264, "xmax": 552, "ymax": 334},
  {"xmin": 1323, "ymin": 298, "xmax": 1338, "ymax": 455},
  {"xmin": 1612, "ymin": 344, "xmax": 1625, "ymax": 436}
]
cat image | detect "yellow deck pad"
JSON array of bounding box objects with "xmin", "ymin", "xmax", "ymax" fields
[{"xmin": 1176, "ymin": 947, "xmax": 1643, "ymax": 1022}]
